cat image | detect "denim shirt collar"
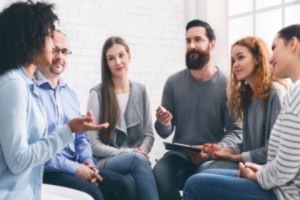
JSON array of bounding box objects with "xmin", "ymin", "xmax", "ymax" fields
[{"xmin": 34, "ymin": 69, "xmax": 67, "ymax": 90}]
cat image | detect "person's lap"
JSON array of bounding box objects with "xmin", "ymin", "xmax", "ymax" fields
[
  {"xmin": 43, "ymin": 171, "xmax": 103, "ymax": 200},
  {"xmin": 184, "ymin": 170, "xmax": 277, "ymax": 200}
]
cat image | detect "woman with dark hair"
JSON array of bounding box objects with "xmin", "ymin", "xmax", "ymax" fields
[
  {"xmin": 183, "ymin": 25, "xmax": 300, "ymax": 200},
  {"xmin": 0, "ymin": 2, "xmax": 106, "ymax": 199},
  {"xmin": 87, "ymin": 36, "xmax": 158, "ymax": 200}
]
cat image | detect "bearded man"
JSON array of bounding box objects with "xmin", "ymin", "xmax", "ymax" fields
[{"xmin": 153, "ymin": 19, "xmax": 242, "ymax": 200}]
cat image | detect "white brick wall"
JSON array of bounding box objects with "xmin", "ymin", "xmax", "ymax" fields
[{"xmin": 1, "ymin": 0, "xmax": 186, "ymax": 163}]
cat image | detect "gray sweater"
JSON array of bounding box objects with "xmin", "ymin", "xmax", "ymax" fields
[
  {"xmin": 236, "ymin": 83, "xmax": 286, "ymax": 164},
  {"xmin": 87, "ymin": 81, "xmax": 155, "ymax": 167},
  {"xmin": 155, "ymin": 68, "xmax": 242, "ymax": 147}
]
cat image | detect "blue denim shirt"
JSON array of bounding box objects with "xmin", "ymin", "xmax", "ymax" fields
[
  {"xmin": 0, "ymin": 67, "xmax": 73, "ymax": 200},
  {"xmin": 35, "ymin": 70, "xmax": 94, "ymax": 175}
]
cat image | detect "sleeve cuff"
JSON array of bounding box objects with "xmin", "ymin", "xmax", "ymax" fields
[{"xmin": 241, "ymin": 151, "xmax": 253, "ymax": 162}]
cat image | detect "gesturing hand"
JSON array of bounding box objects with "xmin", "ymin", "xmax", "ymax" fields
[
  {"xmin": 68, "ymin": 111, "xmax": 109, "ymax": 133},
  {"xmin": 156, "ymin": 106, "xmax": 172, "ymax": 126}
]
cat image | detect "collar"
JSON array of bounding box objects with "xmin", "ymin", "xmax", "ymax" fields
[
  {"xmin": 34, "ymin": 69, "xmax": 66, "ymax": 89},
  {"xmin": 19, "ymin": 66, "xmax": 40, "ymax": 97}
]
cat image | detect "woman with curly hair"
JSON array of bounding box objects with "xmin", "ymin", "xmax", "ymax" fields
[
  {"xmin": 208, "ymin": 36, "xmax": 288, "ymax": 164},
  {"xmin": 0, "ymin": 2, "xmax": 106, "ymax": 199}
]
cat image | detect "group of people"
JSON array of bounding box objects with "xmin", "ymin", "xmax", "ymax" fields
[{"xmin": 0, "ymin": 1, "xmax": 299, "ymax": 200}]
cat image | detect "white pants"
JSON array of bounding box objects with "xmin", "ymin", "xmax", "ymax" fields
[{"xmin": 42, "ymin": 184, "xmax": 94, "ymax": 200}]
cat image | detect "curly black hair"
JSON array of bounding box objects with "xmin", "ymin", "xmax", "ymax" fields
[{"xmin": 0, "ymin": 0, "xmax": 58, "ymax": 75}]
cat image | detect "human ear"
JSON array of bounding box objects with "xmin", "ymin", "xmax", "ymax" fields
[
  {"xmin": 289, "ymin": 36, "xmax": 299, "ymax": 54},
  {"xmin": 209, "ymin": 40, "xmax": 216, "ymax": 50}
]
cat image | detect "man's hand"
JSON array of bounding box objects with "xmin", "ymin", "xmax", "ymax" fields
[
  {"xmin": 156, "ymin": 106, "xmax": 172, "ymax": 126},
  {"xmin": 187, "ymin": 150, "xmax": 211, "ymax": 165},
  {"xmin": 76, "ymin": 163, "xmax": 102, "ymax": 185},
  {"xmin": 68, "ymin": 111, "xmax": 109, "ymax": 133}
]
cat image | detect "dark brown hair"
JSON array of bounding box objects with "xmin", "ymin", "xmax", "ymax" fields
[{"xmin": 100, "ymin": 36, "xmax": 130, "ymax": 141}]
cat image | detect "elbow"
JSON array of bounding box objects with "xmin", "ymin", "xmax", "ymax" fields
[{"xmin": 7, "ymin": 159, "xmax": 26, "ymax": 174}]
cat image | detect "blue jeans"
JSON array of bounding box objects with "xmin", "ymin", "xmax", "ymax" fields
[
  {"xmin": 183, "ymin": 169, "xmax": 277, "ymax": 200},
  {"xmin": 102, "ymin": 152, "xmax": 159, "ymax": 200},
  {"xmin": 153, "ymin": 151, "xmax": 238, "ymax": 200}
]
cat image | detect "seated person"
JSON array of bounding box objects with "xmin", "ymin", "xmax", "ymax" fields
[{"xmin": 87, "ymin": 36, "xmax": 158, "ymax": 200}]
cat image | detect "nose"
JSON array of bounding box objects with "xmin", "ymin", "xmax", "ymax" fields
[
  {"xmin": 115, "ymin": 57, "xmax": 121, "ymax": 65},
  {"xmin": 188, "ymin": 41, "xmax": 195, "ymax": 49}
]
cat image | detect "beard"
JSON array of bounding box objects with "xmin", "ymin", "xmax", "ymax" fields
[{"xmin": 186, "ymin": 49, "xmax": 210, "ymax": 70}]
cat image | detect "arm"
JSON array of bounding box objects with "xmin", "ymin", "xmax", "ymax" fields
[
  {"xmin": 218, "ymin": 98, "xmax": 242, "ymax": 148},
  {"xmin": 257, "ymin": 111, "xmax": 300, "ymax": 189},
  {"xmin": 0, "ymin": 80, "xmax": 73, "ymax": 174},
  {"xmin": 138, "ymin": 87, "xmax": 155, "ymax": 153},
  {"xmin": 154, "ymin": 79, "xmax": 175, "ymax": 138},
  {"xmin": 244, "ymin": 88, "xmax": 283, "ymax": 164},
  {"xmin": 87, "ymin": 91, "xmax": 131, "ymax": 158},
  {"xmin": 76, "ymin": 133, "xmax": 94, "ymax": 164}
]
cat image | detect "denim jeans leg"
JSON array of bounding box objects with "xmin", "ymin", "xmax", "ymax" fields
[
  {"xmin": 153, "ymin": 151, "xmax": 196, "ymax": 200},
  {"xmin": 183, "ymin": 172, "xmax": 277, "ymax": 200},
  {"xmin": 103, "ymin": 152, "xmax": 158, "ymax": 200}
]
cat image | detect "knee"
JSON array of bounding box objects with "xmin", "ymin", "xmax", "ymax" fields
[
  {"xmin": 129, "ymin": 152, "xmax": 150, "ymax": 167},
  {"xmin": 152, "ymin": 160, "xmax": 171, "ymax": 181}
]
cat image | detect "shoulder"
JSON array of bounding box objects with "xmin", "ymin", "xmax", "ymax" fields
[
  {"xmin": 131, "ymin": 81, "xmax": 146, "ymax": 91},
  {"xmin": 283, "ymin": 80, "xmax": 300, "ymax": 113},
  {"xmin": 0, "ymin": 69, "xmax": 27, "ymax": 92},
  {"xmin": 166, "ymin": 69, "xmax": 187, "ymax": 83},
  {"xmin": 90, "ymin": 83, "xmax": 102, "ymax": 92},
  {"xmin": 214, "ymin": 68, "xmax": 228, "ymax": 84},
  {"xmin": 270, "ymin": 82, "xmax": 287, "ymax": 104}
]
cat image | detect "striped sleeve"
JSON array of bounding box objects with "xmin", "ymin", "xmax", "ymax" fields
[{"xmin": 257, "ymin": 84, "xmax": 300, "ymax": 190}]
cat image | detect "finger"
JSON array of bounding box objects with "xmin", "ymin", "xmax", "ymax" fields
[
  {"xmin": 86, "ymin": 110, "xmax": 93, "ymax": 118},
  {"xmin": 239, "ymin": 162, "xmax": 245, "ymax": 169},
  {"xmin": 157, "ymin": 105, "xmax": 166, "ymax": 113},
  {"xmin": 85, "ymin": 122, "xmax": 110, "ymax": 130}
]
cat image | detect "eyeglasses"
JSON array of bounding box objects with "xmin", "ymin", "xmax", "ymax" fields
[{"xmin": 53, "ymin": 47, "xmax": 72, "ymax": 55}]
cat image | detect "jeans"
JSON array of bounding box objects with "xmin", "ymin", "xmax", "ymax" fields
[
  {"xmin": 153, "ymin": 151, "xmax": 239, "ymax": 200},
  {"xmin": 44, "ymin": 169, "xmax": 131, "ymax": 200},
  {"xmin": 102, "ymin": 152, "xmax": 159, "ymax": 200},
  {"xmin": 183, "ymin": 169, "xmax": 277, "ymax": 200}
]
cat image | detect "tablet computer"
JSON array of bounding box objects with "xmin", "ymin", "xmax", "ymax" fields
[{"xmin": 163, "ymin": 142, "xmax": 201, "ymax": 153}]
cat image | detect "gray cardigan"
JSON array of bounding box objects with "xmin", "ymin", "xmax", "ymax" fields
[
  {"xmin": 87, "ymin": 81, "xmax": 155, "ymax": 167},
  {"xmin": 236, "ymin": 82, "xmax": 286, "ymax": 164}
]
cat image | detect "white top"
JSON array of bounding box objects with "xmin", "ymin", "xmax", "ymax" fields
[{"xmin": 117, "ymin": 92, "xmax": 129, "ymax": 115}]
